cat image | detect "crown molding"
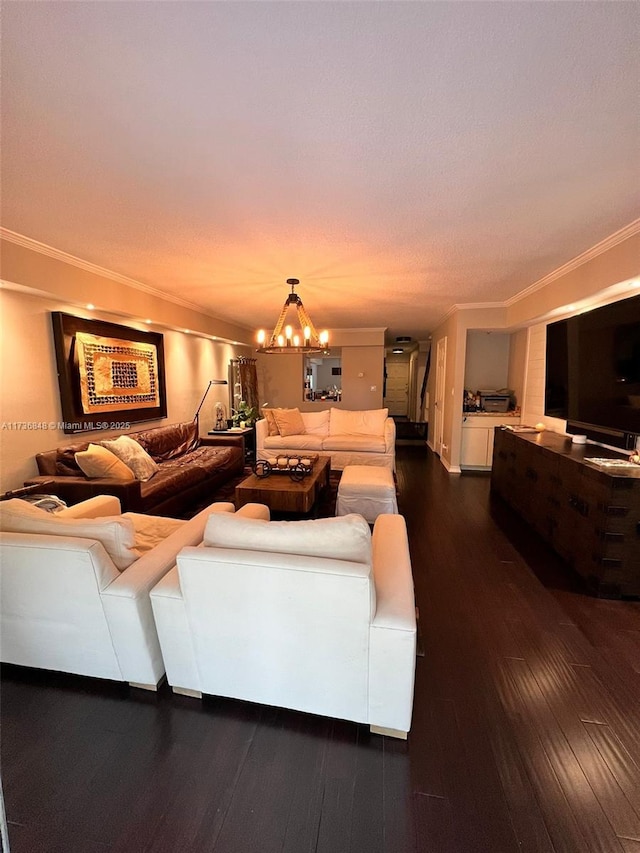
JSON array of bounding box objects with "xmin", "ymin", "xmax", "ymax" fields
[
  {"xmin": 504, "ymin": 218, "xmax": 640, "ymax": 307},
  {"xmin": 330, "ymin": 327, "xmax": 387, "ymax": 333},
  {"xmin": 454, "ymin": 302, "xmax": 505, "ymax": 311},
  {"xmin": 0, "ymin": 227, "xmax": 247, "ymax": 321}
]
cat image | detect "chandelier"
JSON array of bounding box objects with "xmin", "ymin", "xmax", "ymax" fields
[{"xmin": 256, "ymin": 278, "xmax": 329, "ymax": 354}]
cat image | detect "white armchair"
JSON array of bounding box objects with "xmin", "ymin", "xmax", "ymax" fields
[
  {"xmin": 150, "ymin": 512, "xmax": 416, "ymax": 737},
  {"xmin": 0, "ymin": 496, "xmax": 269, "ymax": 689}
]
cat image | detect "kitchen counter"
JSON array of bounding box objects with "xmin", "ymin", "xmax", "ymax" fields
[{"xmin": 463, "ymin": 411, "xmax": 521, "ymax": 418}]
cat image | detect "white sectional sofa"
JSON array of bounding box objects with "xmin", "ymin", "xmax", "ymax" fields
[
  {"xmin": 150, "ymin": 511, "xmax": 416, "ymax": 737},
  {"xmin": 256, "ymin": 407, "xmax": 395, "ymax": 471}
]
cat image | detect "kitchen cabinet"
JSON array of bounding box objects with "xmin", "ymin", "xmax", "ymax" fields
[{"xmin": 461, "ymin": 415, "xmax": 520, "ymax": 470}]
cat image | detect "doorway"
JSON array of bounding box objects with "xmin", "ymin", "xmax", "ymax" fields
[
  {"xmin": 384, "ymin": 360, "xmax": 410, "ymax": 417},
  {"xmin": 434, "ymin": 337, "xmax": 447, "ymax": 457}
]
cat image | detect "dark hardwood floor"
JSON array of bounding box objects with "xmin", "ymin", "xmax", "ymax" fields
[{"xmin": 2, "ymin": 445, "xmax": 639, "ymax": 852}]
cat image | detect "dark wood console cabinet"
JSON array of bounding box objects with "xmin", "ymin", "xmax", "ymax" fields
[{"xmin": 491, "ymin": 428, "xmax": 640, "ymax": 598}]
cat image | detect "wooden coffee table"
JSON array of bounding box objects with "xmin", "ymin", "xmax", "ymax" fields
[{"xmin": 235, "ymin": 456, "xmax": 331, "ymax": 515}]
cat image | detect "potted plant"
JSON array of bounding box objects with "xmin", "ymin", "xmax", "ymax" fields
[{"xmin": 231, "ymin": 401, "xmax": 259, "ymax": 428}]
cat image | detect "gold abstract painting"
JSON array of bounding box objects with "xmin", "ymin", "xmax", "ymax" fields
[{"xmin": 76, "ymin": 332, "xmax": 160, "ymax": 414}]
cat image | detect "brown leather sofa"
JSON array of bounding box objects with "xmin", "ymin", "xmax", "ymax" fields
[{"xmin": 25, "ymin": 421, "xmax": 244, "ymax": 516}]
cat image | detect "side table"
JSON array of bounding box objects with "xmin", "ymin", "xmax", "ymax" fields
[{"xmin": 207, "ymin": 427, "xmax": 255, "ymax": 463}]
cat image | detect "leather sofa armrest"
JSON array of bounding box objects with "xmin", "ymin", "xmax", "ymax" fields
[{"xmin": 58, "ymin": 495, "xmax": 122, "ymax": 518}]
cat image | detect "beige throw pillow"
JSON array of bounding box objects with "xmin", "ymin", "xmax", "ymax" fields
[
  {"xmin": 75, "ymin": 444, "xmax": 135, "ymax": 480},
  {"xmin": 0, "ymin": 499, "xmax": 140, "ymax": 571},
  {"xmin": 261, "ymin": 409, "xmax": 280, "ymax": 437},
  {"xmin": 100, "ymin": 435, "xmax": 159, "ymax": 481},
  {"xmin": 272, "ymin": 408, "xmax": 306, "ymax": 438}
]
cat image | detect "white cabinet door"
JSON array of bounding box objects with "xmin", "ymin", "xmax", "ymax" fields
[
  {"xmin": 461, "ymin": 417, "xmax": 518, "ymax": 469},
  {"xmin": 461, "ymin": 427, "xmax": 490, "ymax": 467}
]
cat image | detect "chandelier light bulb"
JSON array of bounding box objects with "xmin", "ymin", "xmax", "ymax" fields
[{"xmin": 255, "ymin": 279, "xmax": 327, "ymax": 354}]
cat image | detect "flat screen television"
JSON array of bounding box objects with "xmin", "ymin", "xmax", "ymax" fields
[{"xmin": 545, "ymin": 294, "xmax": 640, "ymax": 450}]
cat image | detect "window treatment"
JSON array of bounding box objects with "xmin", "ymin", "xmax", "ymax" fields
[{"xmin": 230, "ymin": 358, "xmax": 259, "ymax": 412}]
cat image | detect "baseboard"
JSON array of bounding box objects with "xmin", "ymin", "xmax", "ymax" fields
[{"xmin": 441, "ymin": 457, "xmax": 461, "ymax": 474}]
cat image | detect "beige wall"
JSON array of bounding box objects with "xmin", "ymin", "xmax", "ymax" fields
[
  {"xmin": 464, "ymin": 331, "xmax": 511, "ymax": 391},
  {"xmin": 1, "ymin": 237, "xmax": 252, "ymax": 345},
  {"xmin": 0, "ymin": 287, "xmax": 244, "ymax": 491},
  {"xmin": 506, "ymin": 231, "xmax": 640, "ymax": 329},
  {"xmin": 0, "ymin": 241, "xmax": 389, "ymax": 492},
  {"xmin": 429, "ymin": 229, "xmax": 639, "ymax": 472},
  {"xmin": 507, "ymin": 328, "xmax": 528, "ymax": 411},
  {"xmin": 257, "ymin": 345, "xmax": 384, "ymax": 411}
]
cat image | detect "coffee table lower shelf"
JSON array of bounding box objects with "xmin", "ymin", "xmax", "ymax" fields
[{"xmin": 235, "ymin": 456, "xmax": 331, "ymax": 515}]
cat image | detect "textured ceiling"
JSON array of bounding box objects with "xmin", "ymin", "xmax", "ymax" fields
[{"xmin": 2, "ymin": 2, "xmax": 638, "ymax": 344}]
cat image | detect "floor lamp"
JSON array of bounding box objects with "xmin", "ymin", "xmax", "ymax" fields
[{"xmin": 193, "ymin": 379, "xmax": 228, "ymax": 422}]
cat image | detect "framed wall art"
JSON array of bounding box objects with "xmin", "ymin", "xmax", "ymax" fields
[{"xmin": 51, "ymin": 312, "xmax": 167, "ymax": 433}]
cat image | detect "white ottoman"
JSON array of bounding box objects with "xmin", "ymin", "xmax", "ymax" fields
[{"xmin": 336, "ymin": 465, "xmax": 398, "ymax": 523}]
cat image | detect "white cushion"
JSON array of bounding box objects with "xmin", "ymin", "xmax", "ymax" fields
[
  {"xmin": 301, "ymin": 410, "xmax": 330, "ymax": 436},
  {"xmin": 336, "ymin": 466, "xmax": 397, "ymax": 523},
  {"xmin": 263, "ymin": 434, "xmax": 324, "ymax": 451},
  {"xmin": 123, "ymin": 512, "xmax": 186, "ymax": 554},
  {"xmin": 329, "ymin": 408, "xmax": 389, "ymax": 437},
  {"xmin": 100, "ymin": 435, "xmax": 159, "ymax": 481},
  {"xmin": 322, "ymin": 434, "xmax": 386, "ymax": 453},
  {"xmin": 0, "ymin": 499, "xmax": 140, "ymax": 571},
  {"xmin": 338, "ymin": 466, "xmax": 396, "ymax": 496},
  {"xmin": 204, "ymin": 512, "xmax": 372, "ymax": 565},
  {"xmin": 74, "ymin": 444, "xmax": 135, "ymax": 480}
]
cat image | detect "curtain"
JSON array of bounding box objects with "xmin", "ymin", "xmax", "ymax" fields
[{"xmin": 231, "ymin": 358, "xmax": 259, "ymax": 411}]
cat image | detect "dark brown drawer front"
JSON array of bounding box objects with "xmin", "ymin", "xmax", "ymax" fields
[{"xmin": 491, "ymin": 428, "xmax": 640, "ymax": 598}]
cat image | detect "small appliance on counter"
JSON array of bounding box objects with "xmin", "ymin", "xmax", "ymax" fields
[{"xmin": 479, "ymin": 390, "xmax": 513, "ymax": 413}]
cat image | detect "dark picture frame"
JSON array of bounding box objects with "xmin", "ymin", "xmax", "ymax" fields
[{"xmin": 51, "ymin": 312, "xmax": 167, "ymax": 433}]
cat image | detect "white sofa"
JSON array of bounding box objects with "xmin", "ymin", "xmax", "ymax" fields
[
  {"xmin": 0, "ymin": 496, "xmax": 268, "ymax": 689},
  {"xmin": 150, "ymin": 511, "xmax": 416, "ymax": 737},
  {"xmin": 256, "ymin": 408, "xmax": 396, "ymax": 471}
]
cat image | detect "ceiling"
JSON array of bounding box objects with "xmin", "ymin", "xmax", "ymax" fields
[{"xmin": 2, "ymin": 2, "xmax": 638, "ymax": 345}]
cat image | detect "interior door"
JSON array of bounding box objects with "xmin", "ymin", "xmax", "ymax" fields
[
  {"xmin": 434, "ymin": 337, "xmax": 447, "ymax": 456},
  {"xmin": 385, "ymin": 361, "xmax": 410, "ymax": 416}
]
